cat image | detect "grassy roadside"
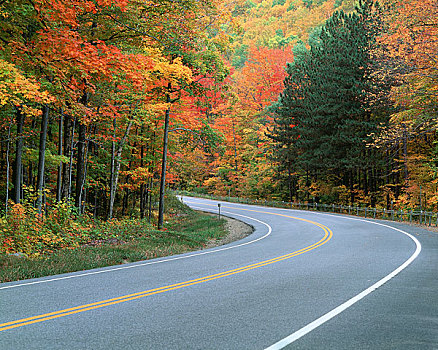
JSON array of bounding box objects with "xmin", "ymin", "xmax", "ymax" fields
[{"xmin": 0, "ymin": 198, "xmax": 227, "ymax": 283}]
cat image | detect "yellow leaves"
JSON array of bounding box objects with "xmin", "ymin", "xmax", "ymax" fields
[
  {"xmin": 145, "ymin": 48, "xmax": 193, "ymax": 86},
  {"xmin": 143, "ymin": 102, "xmax": 171, "ymax": 116},
  {"xmin": 389, "ymin": 109, "xmax": 419, "ymax": 124},
  {"xmin": 0, "ymin": 199, "xmax": 99, "ymax": 257},
  {"xmin": 41, "ymin": 233, "xmax": 62, "ymax": 244},
  {"xmin": 144, "ymin": 47, "xmax": 165, "ymax": 62},
  {"xmin": 10, "ymin": 203, "xmax": 26, "ymax": 218},
  {"xmin": 154, "ymin": 56, "xmax": 193, "ymax": 85},
  {"xmin": 121, "ymin": 167, "xmax": 152, "ymax": 183},
  {"xmin": 203, "ymin": 177, "xmax": 221, "ymax": 192},
  {"xmin": 0, "ymin": 59, "xmax": 54, "ymax": 115},
  {"xmin": 380, "ymin": 0, "xmax": 438, "ymax": 101}
]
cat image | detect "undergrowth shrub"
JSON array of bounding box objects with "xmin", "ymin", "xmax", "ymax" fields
[
  {"xmin": 0, "ymin": 193, "xmax": 188, "ymax": 258},
  {"xmin": 0, "ymin": 201, "xmax": 90, "ymax": 257}
]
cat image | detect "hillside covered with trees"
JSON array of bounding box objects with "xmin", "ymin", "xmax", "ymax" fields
[{"xmin": 1, "ymin": 0, "xmax": 437, "ymax": 256}]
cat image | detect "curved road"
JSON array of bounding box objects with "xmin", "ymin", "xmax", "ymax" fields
[{"xmin": 1, "ymin": 197, "xmax": 437, "ymax": 349}]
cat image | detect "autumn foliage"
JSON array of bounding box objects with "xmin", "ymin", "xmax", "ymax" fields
[{"xmin": 1, "ymin": 0, "xmax": 438, "ymax": 257}]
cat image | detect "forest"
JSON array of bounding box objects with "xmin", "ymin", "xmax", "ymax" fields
[{"xmin": 0, "ymin": 0, "xmax": 437, "ymax": 256}]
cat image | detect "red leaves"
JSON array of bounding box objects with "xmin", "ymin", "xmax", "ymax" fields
[
  {"xmin": 235, "ymin": 46, "xmax": 293, "ymax": 113},
  {"xmin": 34, "ymin": 0, "xmax": 129, "ymax": 28}
]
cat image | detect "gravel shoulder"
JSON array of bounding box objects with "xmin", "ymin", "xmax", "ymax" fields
[{"xmin": 199, "ymin": 211, "xmax": 254, "ymax": 249}]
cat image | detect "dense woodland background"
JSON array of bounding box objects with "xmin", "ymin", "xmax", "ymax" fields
[{"xmin": 0, "ymin": 0, "xmax": 437, "ymax": 230}]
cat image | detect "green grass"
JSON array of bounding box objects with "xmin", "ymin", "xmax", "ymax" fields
[{"xmin": 0, "ymin": 210, "xmax": 227, "ymax": 283}]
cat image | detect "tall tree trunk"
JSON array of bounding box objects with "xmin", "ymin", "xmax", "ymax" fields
[
  {"xmin": 158, "ymin": 84, "xmax": 171, "ymax": 230},
  {"xmin": 76, "ymin": 91, "xmax": 89, "ymax": 210},
  {"xmin": 93, "ymin": 188, "xmax": 98, "ymax": 219},
  {"xmin": 61, "ymin": 116, "xmax": 72, "ymax": 200},
  {"xmin": 386, "ymin": 149, "xmax": 390, "ymax": 209},
  {"xmin": 140, "ymin": 183, "xmax": 145, "ymax": 219},
  {"xmin": 75, "ymin": 122, "xmax": 86, "ymax": 210},
  {"xmin": 67, "ymin": 117, "xmax": 76, "ymax": 201},
  {"xmin": 5, "ymin": 116, "xmax": 13, "ymax": 215},
  {"xmin": 109, "ymin": 118, "xmax": 117, "ymax": 219},
  {"xmin": 148, "ymin": 177, "xmax": 153, "ymax": 223},
  {"xmin": 27, "ymin": 116, "xmax": 39, "ymax": 191},
  {"xmin": 122, "ymin": 187, "xmax": 129, "ymax": 216},
  {"xmin": 108, "ymin": 119, "xmax": 133, "ymax": 219},
  {"xmin": 402, "ymin": 124, "xmax": 409, "ymax": 187},
  {"xmin": 368, "ymin": 149, "xmax": 374, "ymax": 197},
  {"xmin": 81, "ymin": 140, "xmax": 89, "ymax": 213},
  {"xmin": 91, "ymin": 125, "xmax": 100, "ymax": 218},
  {"xmin": 12, "ymin": 109, "xmax": 25, "ymax": 204},
  {"xmin": 36, "ymin": 105, "xmax": 50, "ymax": 213},
  {"xmin": 395, "ymin": 142, "xmax": 401, "ymax": 199},
  {"xmin": 28, "ymin": 163, "xmax": 33, "ymax": 189},
  {"xmin": 363, "ymin": 151, "xmax": 368, "ymax": 197},
  {"xmin": 56, "ymin": 113, "xmax": 63, "ymax": 202},
  {"xmin": 140, "ymin": 137, "xmax": 145, "ymax": 219}
]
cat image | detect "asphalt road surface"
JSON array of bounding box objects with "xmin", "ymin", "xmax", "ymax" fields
[{"xmin": 1, "ymin": 196, "xmax": 437, "ymax": 349}]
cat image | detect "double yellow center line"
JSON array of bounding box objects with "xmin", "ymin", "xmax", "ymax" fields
[{"xmin": 0, "ymin": 207, "xmax": 332, "ymax": 331}]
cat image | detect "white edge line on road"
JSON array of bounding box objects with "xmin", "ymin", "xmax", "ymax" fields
[
  {"xmin": 264, "ymin": 212, "xmax": 422, "ymax": 350},
  {"xmin": 0, "ymin": 207, "xmax": 271, "ymax": 290}
]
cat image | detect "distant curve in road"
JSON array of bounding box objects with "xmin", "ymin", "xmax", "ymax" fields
[{"xmin": 1, "ymin": 196, "xmax": 437, "ymax": 349}]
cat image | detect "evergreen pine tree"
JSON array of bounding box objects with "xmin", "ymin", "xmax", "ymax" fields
[
  {"xmin": 267, "ymin": 46, "xmax": 309, "ymax": 201},
  {"xmin": 270, "ymin": 0, "xmax": 386, "ymax": 201}
]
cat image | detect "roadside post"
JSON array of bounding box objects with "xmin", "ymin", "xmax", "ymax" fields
[{"xmin": 218, "ymin": 203, "xmax": 221, "ymax": 219}]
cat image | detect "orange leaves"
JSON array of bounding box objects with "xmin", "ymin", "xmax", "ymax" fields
[
  {"xmin": 34, "ymin": 0, "xmax": 129, "ymax": 28},
  {"xmin": 120, "ymin": 167, "xmax": 152, "ymax": 189},
  {"xmin": 382, "ymin": 0, "xmax": 438, "ymax": 69},
  {"xmin": 379, "ymin": 0, "xmax": 438, "ymax": 72},
  {"xmin": 4, "ymin": 0, "xmax": 161, "ymax": 122},
  {"xmin": 32, "ymin": 29, "xmax": 124, "ymax": 83},
  {"xmin": 233, "ymin": 46, "xmax": 292, "ymax": 115},
  {"xmin": 377, "ymin": 0, "xmax": 438, "ymax": 125}
]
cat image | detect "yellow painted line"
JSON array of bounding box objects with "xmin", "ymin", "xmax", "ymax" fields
[{"xmin": 0, "ymin": 207, "xmax": 332, "ymax": 332}]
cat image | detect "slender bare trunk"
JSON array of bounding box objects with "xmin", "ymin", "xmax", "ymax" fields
[
  {"xmin": 140, "ymin": 137, "xmax": 145, "ymax": 219},
  {"xmin": 75, "ymin": 122, "xmax": 86, "ymax": 211},
  {"xmin": 56, "ymin": 113, "xmax": 63, "ymax": 202},
  {"xmin": 148, "ymin": 178, "xmax": 153, "ymax": 223},
  {"xmin": 75, "ymin": 91, "xmax": 89, "ymax": 211},
  {"xmin": 108, "ymin": 119, "xmax": 133, "ymax": 219},
  {"xmin": 403, "ymin": 124, "xmax": 408, "ymax": 186},
  {"xmin": 67, "ymin": 117, "xmax": 76, "ymax": 201},
  {"xmin": 80, "ymin": 140, "xmax": 89, "ymax": 213},
  {"xmin": 109, "ymin": 118, "xmax": 116, "ymax": 219},
  {"xmin": 61, "ymin": 115, "xmax": 71, "ymax": 200},
  {"xmin": 12, "ymin": 109, "xmax": 25, "ymax": 204},
  {"xmin": 93, "ymin": 188, "xmax": 98, "ymax": 219},
  {"xmin": 5, "ymin": 116, "xmax": 13, "ymax": 215},
  {"xmin": 36, "ymin": 105, "xmax": 50, "ymax": 213},
  {"xmin": 158, "ymin": 84, "xmax": 171, "ymax": 230}
]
